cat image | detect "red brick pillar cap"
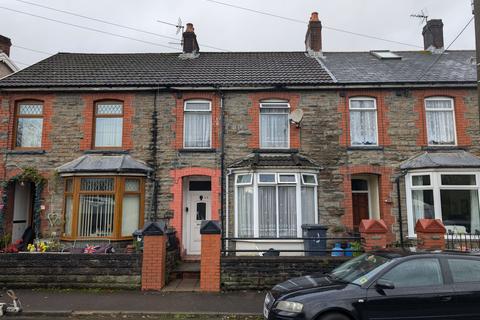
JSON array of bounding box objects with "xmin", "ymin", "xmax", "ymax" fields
[
  {"xmin": 415, "ymin": 219, "xmax": 446, "ymax": 234},
  {"xmin": 359, "ymin": 219, "xmax": 388, "ymax": 234},
  {"xmin": 141, "ymin": 221, "xmax": 166, "ymax": 236},
  {"xmin": 200, "ymin": 220, "xmax": 221, "ymax": 234}
]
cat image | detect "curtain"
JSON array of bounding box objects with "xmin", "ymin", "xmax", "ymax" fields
[
  {"xmin": 301, "ymin": 186, "xmax": 316, "ymax": 225},
  {"xmin": 260, "ymin": 112, "xmax": 288, "ymax": 148},
  {"xmin": 426, "ymin": 111, "xmax": 455, "ymax": 145},
  {"xmin": 470, "ymin": 190, "xmax": 480, "ymax": 234},
  {"xmin": 350, "ymin": 110, "xmax": 377, "ymax": 145},
  {"xmin": 184, "ymin": 112, "xmax": 211, "ymax": 148},
  {"xmin": 412, "ymin": 189, "xmax": 434, "ymax": 221},
  {"xmin": 64, "ymin": 195, "xmax": 73, "ymax": 236},
  {"xmin": 258, "ymin": 186, "xmax": 277, "ymax": 237},
  {"xmin": 122, "ymin": 195, "xmax": 140, "ymax": 237},
  {"xmin": 95, "ymin": 118, "xmax": 123, "ymax": 147},
  {"xmin": 78, "ymin": 195, "xmax": 115, "ymax": 237},
  {"xmin": 237, "ymin": 186, "xmax": 254, "ymax": 237},
  {"xmin": 278, "ymin": 186, "xmax": 297, "ymax": 237},
  {"xmin": 17, "ymin": 118, "xmax": 43, "ymax": 147}
]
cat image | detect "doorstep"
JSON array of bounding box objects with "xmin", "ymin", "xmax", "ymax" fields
[{"xmin": 162, "ymin": 278, "xmax": 200, "ymax": 292}]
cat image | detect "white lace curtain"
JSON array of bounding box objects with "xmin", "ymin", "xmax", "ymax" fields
[
  {"xmin": 237, "ymin": 186, "xmax": 254, "ymax": 237},
  {"xmin": 95, "ymin": 118, "xmax": 123, "ymax": 147},
  {"xmin": 278, "ymin": 186, "xmax": 297, "ymax": 237},
  {"xmin": 184, "ymin": 112, "xmax": 211, "ymax": 148},
  {"xmin": 425, "ymin": 99, "xmax": 455, "ymax": 145},
  {"xmin": 301, "ymin": 186, "xmax": 316, "ymax": 225},
  {"xmin": 260, "ymin": 110, "xmax": 289, "ymax": 148},
  {"xmin": 349, "ymin": 99, "xmax": 377, "ymax": 145},
  {"xmin": 258, "ymin": 186, "xmax": 277, "ymax": 237}
]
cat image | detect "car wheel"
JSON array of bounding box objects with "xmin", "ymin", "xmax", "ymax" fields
[{"xmin": 318, "ymin": 312, "xmax": 351, "ymax": 320}]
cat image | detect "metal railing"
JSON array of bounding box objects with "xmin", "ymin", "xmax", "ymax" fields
[{"xmin": 446, "ymin": 232, "xmax": 480, "ymax": 253}]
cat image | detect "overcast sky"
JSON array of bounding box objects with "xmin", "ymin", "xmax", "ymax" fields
[{"xmin": 0, "ymin": 0, "xmax": 476, "ymax": 68}]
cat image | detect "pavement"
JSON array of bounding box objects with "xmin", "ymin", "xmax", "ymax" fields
[{"xmin": 1, "ymin": 289, "xmax": 265, "ymax": 319}]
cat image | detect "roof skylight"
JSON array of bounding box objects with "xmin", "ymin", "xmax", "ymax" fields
[{"xmin": 370, "ymin": 50, "xmax": 402, "ymax": 60}]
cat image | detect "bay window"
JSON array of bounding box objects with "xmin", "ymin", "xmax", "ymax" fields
[
  {"xmin": 260, "ymin": 101, "xmax": 290, "ymax": 149},
  {"xmin": 235, "ymin": 172, "xmax": 318, "ymax": 238},
  {"xmin": 15, "ymin": 101, "xmax": 44, "ymax": 148},
  {"xmin": 62, "ymin": 176, "xmax": 144, "ymax": 239},
  {"xmin": 94, "ymin": 101, "xmax": 123, "ymax": 148},
  {"xmin": 407, "ymin": 171, "xmax": 480, "ymax": 236},
  {"xmin": 349, "ymin": 97, "xmax": 377, "ymax": 146},
  {"xmin": 184, "ymin": 100, "xmax": 212, "ymax": 148},
  {"xmin": 425, "ymin": 97, "xmax": 456, "ymax": 146}
]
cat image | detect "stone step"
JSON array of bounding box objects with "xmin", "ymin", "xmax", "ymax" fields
[{"xmin": 170, "ymin": 262, "xmax": 200, "ymax": 280}]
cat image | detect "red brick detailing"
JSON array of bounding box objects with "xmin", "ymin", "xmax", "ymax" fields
[
  {"xmin": 172, "ymin": 92, "xmax": 220, "ymax": 150},
  {"xmin": 247, "ymin": 92, "xmax": 301, "ymax": 149},
  {"xmin": 2, "ymin": 94, "xmax": 55, "ymax": 151},
  {"xmin": 80, "ymin": 93, "xmax": 134, "ymax": 150},
  {"xmin": 338, "ymin": 91, "xmax": 391, "ymax": 147},
  {"xmin": 340, "ymin": 165, "xmax": 395, "ymax": 241},
  {"xmin": 169, "ymin": 167, "xmax": 221, "ymax": 252},
  {"xmin": 359, "ymin": 219, "xmax": 389, "ymax": 251},
  {"xmin": 415, "ymin": 219, "xmax": 446, "ymax": 251},
  {"xmin": 141, "ymin": 234, "xmax": 167, "ymax": 291},
  {"xmin": 200, "ymin": 233, "xmax": 221, "ymax": 292},
  {"xmin": 413, "ymin": 89, "xmax": 471, "ymax": 147}
]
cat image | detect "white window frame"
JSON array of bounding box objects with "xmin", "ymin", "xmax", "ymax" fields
[
  {"xmin": 406, "ymin": 170, "xmax": 480, "ymax": 237},
  {"xmin": 236, "ymin": 173, "xmax": 253, "ymax": 186},
  {"xmin": 424, "ymin": 97, "xmax": 457, "ymax": 147},
  {"xmin": 183, "ymin": 100, "xmax": 212, "ymax": 149},
  {"xmin": 259, "ymin": 101, "xmax": 290, "ymax": 149},
  {"xmin": 234, "ymin": 171, "xmax": 319, "ymax": 238},
  {"xmin": 349, "ymin": 97, "xmax": 378, "ymax": 147},
  {"xmin": 278, "ymin": 173, "xmax": 298, "ymax": 184},
  {"xmin": 258, "ymin": 173, "xmax": 277, "ymax": 185},
  {"xmin": 301, "ymin": 174, "xmax": 318, "ymax": 186}
]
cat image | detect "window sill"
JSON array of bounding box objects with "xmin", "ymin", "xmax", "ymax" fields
[
  {"xmin": 253, "ymin": 148, "xmax": 299, "ymax": 154},
  {"xmin": 7, "ymin": 149, "xmax": 46, "ymax": 155},
  {"xmin": 421, "ymin": 146, "xmax": 464, "ymax": 151},
  {"xmin": 234, "ymin": 239, "xmax": 304, "ymax": 243},
  {"xmin": 179, "ymin": 148, "xmax": 217, "ymax": 153},
  {"xmin": 84, "ymin": 149, "xmax": 130, "ymax": 155},
  {"xmin": 347, "ymin": 146, "xmax": 384, "ymax": 151}
]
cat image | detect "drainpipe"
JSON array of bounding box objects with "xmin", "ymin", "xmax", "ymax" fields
[
  {"xmin": 395, "ymin": 170, "xmax": 408, "ymax": 248},
  {"xmin": 149, "ymin": 88, "xmax": 160, "ymax": 221},
  {"xmin": 218, "ymin": 90, "xmax": 226, "ymax": 251}
]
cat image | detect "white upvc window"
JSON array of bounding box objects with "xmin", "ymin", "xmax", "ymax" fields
[
  {"xmin": 406, "ymin": 171, "xmax": 480, "ymax": 237},
  {"xmin": 349, "ymin": 97, "xmax": 378, "ymax": 146},
  {"xmin": 260, "ymin": 101, "xmax": 290, "ymax": 149},
  {"xmin": 183, "ymin": 100, "xmax": 212, "ymax": 148},
  {"xmin": 235, "ymin": 172, "xmax": 318, "ymax": 238},
  {"xmin": 425, "ymin": 97, "xmax": 456, "ymax": 146}
]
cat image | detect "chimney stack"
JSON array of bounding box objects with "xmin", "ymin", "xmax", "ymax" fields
[
  {"xmin": 305, "ymin": 12, "xmax": 322, "ymax": 57},
  {"xmin": 423, "ymin": 19, "xmax": 444, "ymax": 53},
  {"xmin": 0, "ymin": 35, "xmax": 12, "ymax": 56},
  {"xmin": 182, "ymin": 23, "xmax": 199, "ymax": 56}
]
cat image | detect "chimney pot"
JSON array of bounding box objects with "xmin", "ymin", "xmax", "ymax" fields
[
  {"xmin": 310, "ymin": 12, "xmax": 319, "ymax": 22},
  {"xmin": 423, "ymin": 19, "xmax": 444, "ymax": 53},
  {"xmin": 185, "ymin": 23, "xmax": 194, "ymax": 33},
  {"xmin": 305, "ymin": 12, "xmax": 322, "ymax": 57},
  {"xmin": 0, "ymin": 35, "xmax": 12, "ymax": 57}
]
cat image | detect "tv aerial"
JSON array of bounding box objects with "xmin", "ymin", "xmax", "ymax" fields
[
  {"xmin": 410, "ymin": 9, "xmax": 429, "ymax": 26},
  {"xmin": 157, "ymin": 17, "xmax": 184, "ymax": 46}
]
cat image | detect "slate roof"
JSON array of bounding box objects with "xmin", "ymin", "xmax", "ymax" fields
[
  {"xmin": 57, "ymin": 154, "xmax": 153, "ymax": 174},
  {"xmin": 400, "ymin": 150, "xmax": 480, "ymax": 170},
  {"xmin": 229, "ymin": 152, "xmax": 321, "ymax": 169},
  {"xmin": 322, "ymin": 50, "xmax": 476, "ymax": 84},
  {"xmin": 0, "ymin": 52, "xmax": 333, "ymax": 88}
]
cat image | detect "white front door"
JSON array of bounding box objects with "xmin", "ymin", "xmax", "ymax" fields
[
  {"xmin": 12, "ymin": 182, "xmax": 32, "ymax": 243},
  {"xmin": 185, "ymin": 189, "xmax": 211, "ymax": 255}
]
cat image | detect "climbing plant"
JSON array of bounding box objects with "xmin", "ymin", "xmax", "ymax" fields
[{"xmin": 0, "ymin": 167, "xmax": 47, "ymax": 240}]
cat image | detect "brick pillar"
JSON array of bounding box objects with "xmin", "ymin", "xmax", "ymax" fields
[
  {"xmin": 200, "ymin": 220, "xmax": 221, "ymax": 292},
  {"xmin": 141, "ymin": 221, "xmax": 167, "ymax": 291},
  {"xmin": 359, "ymin": 219, "xmax": 389, "ymax": 252},
  {"xmin": 415, "ymin": 219, "xmax": 446, "ymax": 251}
]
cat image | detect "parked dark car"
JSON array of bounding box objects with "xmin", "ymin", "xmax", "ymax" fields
[{"xmin": 264, "ymin": 250, "xmax": 480, "ymax": 320}]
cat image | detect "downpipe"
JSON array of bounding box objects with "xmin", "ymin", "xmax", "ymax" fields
[{"xmin": 395, "ymin": 170, "xmax": 408, "ymax": 248}]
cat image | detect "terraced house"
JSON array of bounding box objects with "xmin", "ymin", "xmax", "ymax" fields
[{"xmin": 0, "ymin": 13, "xmax": 478, "ymax": 259}]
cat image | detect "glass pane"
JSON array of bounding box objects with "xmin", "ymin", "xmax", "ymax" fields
[
  {"xmin": 381, "ymin": 259, "xmax": 443, "ymax": 288},
  {"xmin": 18, "ymin": 104, "xmax": 43, "ymax": 115},
  {"xmin": 237, "ymin": 186, "xmax": 254, "ymax": 237},
  {"xmin": 125, "ymin": 179, "xmax": 140, "ymax": 192},
  {"xmin": 441, "ymin": 190, "xmax": 480, "ymax": 234},
  {"xmin": 426, "ymin": 111, "xmax": 455, "ymax": 145},
  {"xmin": 16, "ymin": 118, "xmax": 43, "ymax": 147},
  {"xmin": 448, "ymin": 259, "xmax": 480, "ymax": 283},
  {"xmin": 78, "ymin": 195, "xmax": 115, "ymax": 237},
  {"xmin": 189, "ymin": 181, "xmax": 211, "ymax": 191},
  {"xmin": 350, "ymin": 110, "xmax": 377, "ymax": 145},
  {"xmin": 301, "ymin": 186, "xmax": 316, "ymax": 225},
  {"xmin": 302, "ymin": 174, "xmax": 316, "ymax": 185},
  {"xmin": 350, "ymin": 99, "xmax": 375, "ymax": 109},
  {"xmin": 236, "ymin": 174, "xmax": 252, "ymax": 184},
  {"xmin": 95, "ymin": 117, "xmax": 123, "ymax": 147},
  {"xmin": 97, "ymin": 103, "xmax": 123, "ymax": 115},
  {"xmin": 412, "ymin": 175, "xmax": 431, "ymax": 186},
  {"xmin": 196, "ymin": 202, "xmax": 206, "ymax": 220},
  {"xmin": 352, "ymin": 179, "xmax": 368, "ymax": 191},
  {"xmin": 441, "ymin": 175, "xmax": 476, "ymax": 186},
  {"xmin": 260, "ymin": 114, "xmax": 289, "ymax": 148},
  {"xmin": 258, "ymin": 186, "xmax": 277, "ymax": 237},
  {"xmin": 122, "ymin": 194, "xmax": 140, "ymax": 237},
  {"xmin": 279, "ymin": 186, "xmax": 297, "ymax": 237},
  {"xmin": 425, "ymin": 99, "xmax": 453, "ymax": 110},
  {"xmin": 80, "ymin": 178, "xmax": 114, "ymax": 192},
  {"xmin": 259, "ymin": 174, "xmax": 276, "ymax": 183},
  {"xmin": 65, "ymin": 179, "xmax": 73, "ymax": 193},
  {"xmin": 260, "ymin": 107, "xmax": 289, "ymax": 113},
  {"xmin": 184, "ymin": 112, "xmax": 211, "ymax": 148},
  {"xmin": 185, "ymin": 101, "xmax": 210, "ymax": 111},
  {"xmin": 279, "ymin": 174, "xmax": 296, "ymax": 183},
  {"xmin": 64, "ymin": 195, "xmax": 73, "ymax": 236},
  {"xmin": 412, "ymin": 189, "xmax": 435, "ymax": 220}
]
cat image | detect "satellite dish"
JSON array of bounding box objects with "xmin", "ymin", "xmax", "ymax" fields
[{"xmin": 289, "ymin": 109, "xmax": 304, "ymax": 127}]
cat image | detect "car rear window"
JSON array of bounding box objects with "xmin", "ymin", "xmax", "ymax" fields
[
  {"xmin": 448, "ymin": 258, "xmax": 480, "ymax": 283},
  {"xmin": 380, "ymin": 258, "xmax": 443, "ymax": 288}
]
